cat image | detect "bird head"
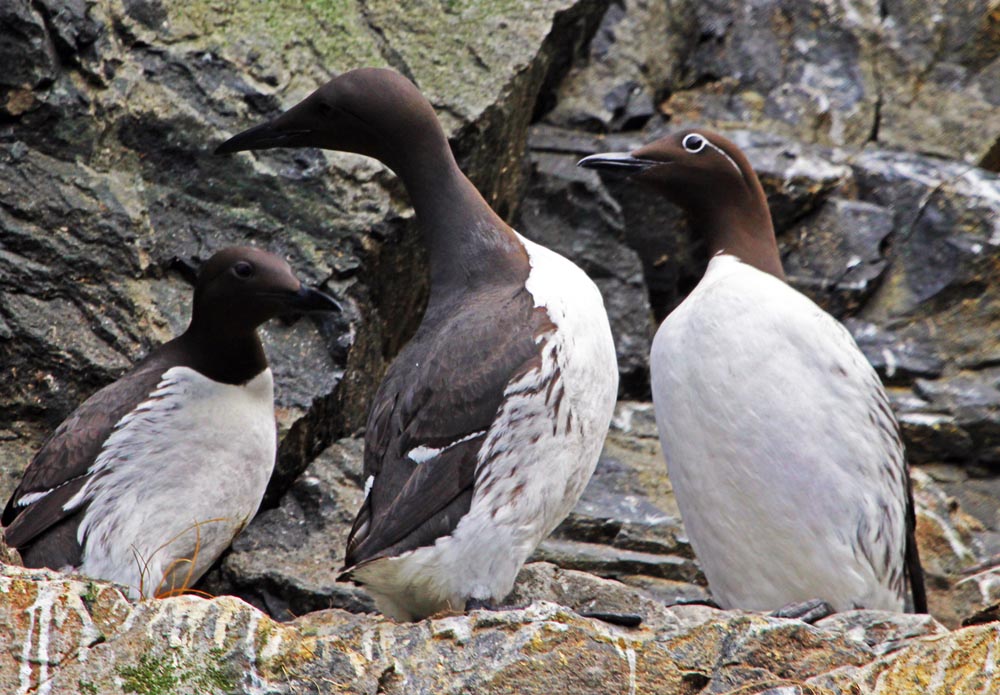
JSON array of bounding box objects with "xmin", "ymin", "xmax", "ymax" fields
[
  {"xmin": 190, "ymin": 246, "xmax": 341, "ymax": 333},
  {"xmin": 215, "ymin": 68, "xmax": 443, "ymax": 174},
  {"xmin": 577, "ymin": 129, "xmax": 760, "ymax": 214}
]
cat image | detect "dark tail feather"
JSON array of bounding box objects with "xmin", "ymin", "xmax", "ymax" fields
[{"xmin": 905, "ymin": 472, "xmax": 928, "ymax": 613}]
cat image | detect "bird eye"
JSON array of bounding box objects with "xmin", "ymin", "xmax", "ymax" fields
[
  {"xmin": 232, "ymin": 261, "xmax": 255, "ymax": 279},
  {"xmin": 682, "ymin": 133, "xmax": 707, "ymax": 153}
]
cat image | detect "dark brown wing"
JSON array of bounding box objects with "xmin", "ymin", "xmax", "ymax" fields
[
  {"xmin": 343, "ymin": 284, "xmax": 552, "ymax": 570},
  {"xmin": 2, "ymin": 350, "xmax": 175, "ymax": 565}
]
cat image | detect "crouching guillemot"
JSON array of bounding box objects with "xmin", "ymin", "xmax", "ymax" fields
[
  {"xmin": 579, "ymin": 131, "xmax": 926, "ymax": 615},
  {"xmin": 217, "ymin": 68, "xmax": 619, "ymax": 621},
  {"xmin": 2, "ymin": 247, "xmax": 340, "ymax": 598}
]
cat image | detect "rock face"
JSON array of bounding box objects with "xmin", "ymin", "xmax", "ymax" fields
[{"xmin": 4, "ymin": 0, "xmax": 1000, "ymax": 692}]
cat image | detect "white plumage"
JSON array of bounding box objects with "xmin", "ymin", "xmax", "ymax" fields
[
  {"xmin": 69, "ymin": 366, "xmax": 276, "ymax": 598},
  {"xmin": 651, "ymin": 254, "xmax": 909, "ymax": 611},
  {"xmin": 351, "ymin": 234, "xmax": 619, "ymax": 620}
]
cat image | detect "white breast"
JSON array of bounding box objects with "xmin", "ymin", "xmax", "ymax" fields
[
  {"xmin": 69, "ymin": 367, "xmax": 276, "ymax": 598},
  {"xmin": 354, "ymin": 234, "xmax": 619, "ymax": 620},
  {"xmin": 650, "ymin": 254, "xmax": 908, "ymax": 611}
]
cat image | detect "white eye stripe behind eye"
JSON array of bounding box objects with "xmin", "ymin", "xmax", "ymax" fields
[
  {"xmin": 683, "ymin": 132, "xmax": 743, "ymax": 177},
  {"xmin": 704, "ymin": 140, "xmax": 743, "ymax": 177}
]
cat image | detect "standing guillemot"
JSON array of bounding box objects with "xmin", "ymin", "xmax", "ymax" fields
[
  {"xmin": 216, "ymin": 68, "xmax": 619, "ymax": 621},
  {"xmin": 2, "ymin": 247, "xmax": 341, "ymax": 598},
  {"xmin": 579, "ymin": 130, "xmax": 927, "ymax": 615}
]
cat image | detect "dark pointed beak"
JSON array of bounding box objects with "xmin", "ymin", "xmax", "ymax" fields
[
  {"xmin": 281, "ymin": 285, "xmax": 343, "ymax": 314},
  {"xmin": 215, "ymin": 119, "xmax": 314, "ymax": 155},
  {"xmin": 215, "ymin": 104, "xmax": 313, "ymax": 154},
  {"xmin": 577, "ymin": 152, "xmax": 663, "ymax": 174}
]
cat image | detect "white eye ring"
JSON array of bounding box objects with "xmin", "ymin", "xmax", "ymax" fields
[{"xmin": 682, "ymin": 133, "xmax": 707, "ymax": 153}]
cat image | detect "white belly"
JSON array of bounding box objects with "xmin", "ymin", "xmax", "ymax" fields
[
  {"xmin": 355, "ymin": 235, "xmax": 619, "ymax": 620},
  {"xmin": 71, "ymin": 367, "xmax": 276, "ymax": 598},
  {"xmin": 650, "ymin": 255, "xmax": 907, "ymax": 612}
]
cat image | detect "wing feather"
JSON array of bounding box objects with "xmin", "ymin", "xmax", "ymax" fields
[
  {"xmin": 343, "ymin": 285, "xmax": 552, "ymax": 569},
  {"xmin": 2, "ymin": 352, "xmax": 173, "ymax": 565}
]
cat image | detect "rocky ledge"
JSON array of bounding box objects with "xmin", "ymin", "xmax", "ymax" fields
[{"xmin": 2, "ymin": 561, "xmax": 996, "ymax": 695}]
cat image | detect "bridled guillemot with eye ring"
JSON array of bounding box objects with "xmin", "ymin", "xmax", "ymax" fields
[
  {"xmin": 3, "ymin": 247, "xmax": 341, "ymax": 598},
  {"xmin": 216, "ymin": 68, "xmax": 619, "ymax": 622},
  {"xmin": 579, "ymin": 130, "xmax": 926, "ymax": 617}
]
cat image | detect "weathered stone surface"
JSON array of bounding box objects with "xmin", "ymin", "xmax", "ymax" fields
[
  {"xmin": 847, "ymin": 150, "xmax": 1000, "ymax": 366},
  {"xmin": 782, "ymin": 197, "xmax": 894, "ymax": 316},
  {"xmin": 543, "ymin": 0, "xmax": 684, "ymax": 132},
  {"xmin": 813, "ymin": 610, "xmax": 948, "ymax": 656},
  {"xmin": 810, "ymin": 622, "xmax": 1000, "ymax": 695},
  {"xmin": 911, "ymin": 468, "xmax": 1000, "ymax": 628},
  {"xmin": 6, "ymin": 562, "xmax": 989, "ymax": 695},
  {"xmin": 657, "ymin": 0, "xmax": 1000, "ymax": 164}
]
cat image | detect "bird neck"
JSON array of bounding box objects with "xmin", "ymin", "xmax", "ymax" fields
[
  {"xmin": 692, "ymin": 190, "xmax": 785, "ymax": 281},
  {"xmin": 392, "ymin": 136, "xmax": 528, "ymax": 297},
  {"xmin": 177, "ymin": 320, "xmax": 268, "ymax": 385}
]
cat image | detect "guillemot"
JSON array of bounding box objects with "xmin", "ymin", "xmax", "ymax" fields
[
  {"xmin": 2, "ymin": 247, "xmax": 341, "ymax": 598},
  {"xmin": 216, "ymin": 68, "xmax": 619, "ymax": 621},
  {"xmin": 579, "ymin": 130, "xmax": 927, "ymax": 615}
]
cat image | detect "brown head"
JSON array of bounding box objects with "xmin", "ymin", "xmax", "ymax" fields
[
  {"xmin": 189, "ymin": 246, "xmax": 340, "ymax": 336},
  {"xmin": 578, "ymin": 129, "xmax": 784, "ymax": 280},
  {"xmin": 215, "ymin": 68, "xmax": 447, "ymax": 184},
  {"xmin": 215, "ymin": 68, "xmax": 522, "ymax": 294}
]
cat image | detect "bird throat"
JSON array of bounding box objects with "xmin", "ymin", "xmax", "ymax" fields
[{"xmin": 695, "ymin": 198, "xmax": 785, "ymax": 281}]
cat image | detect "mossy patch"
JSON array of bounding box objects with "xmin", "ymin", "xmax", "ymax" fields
[
  {"xmin": 81, "ymin": 581, "xmax": 100, "ymax": 604},
  {"xmin": 116, "ymin": 651, "xmax": 241, "ymax": 695},
  {"xmin": 258, "ymin": 636, "xmax": 320, "ymax": 680},
  {"xmin": 163, "ymin": 0, "xmax": 384, "ymax": 73},
  {"xmin": 117, "ymin": 655, "xmax": 179, "ymax": 695}
]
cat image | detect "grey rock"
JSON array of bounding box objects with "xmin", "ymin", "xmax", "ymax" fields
[
  {"xmin": 662, "ymin": 0, "xmax": 879, "ymax": 147},
  {"xmin": 543, "ymin": 0, "xmax": 686, "ymax": 132},
  {"xmin": 912, "ymin": 371, "xmax": 1000, "ymax": 465},
  {"xmin": 530, "ymin": 537, "xmax": 700, "ymax": 583},
  {"xmin": 813, "ymin": 610, "xmax": 948, "ymax": 656},
  {"xmin": 782, "ymin": 198, "xmax": 894, "ymax": 316},
  {"xmin": 848, "ymin": 150, "xmax": 1000, "ymax": 349},
  {"xmin": 874, "ymin": 0, "xmax": 1000, "ymax": 166},
  {"xmin": 0, "ymin": 1, "xmax": 58, "ymax": 91},
  {"xmin": 845, "ymin": 320, "xmax": 945, "ymax": 384},
  {"xmin": 506, "ymin": 561, "xmax": 692, "ymax": 629},
  {"xmin": 651, "ymin": 0, "xmax": 999, "ymax": 163}
]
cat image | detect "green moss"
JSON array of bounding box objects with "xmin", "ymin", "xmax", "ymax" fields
[
  {"xmin": 81, "ymin": 581, "xmax": 100, "ymax": 605},
  {"xmin": 117, "ymin": 655, "xmax": 179, "ymax": 695},
  {"xmin": 163, "ymin": 0, "xmax": 384, "ymax": 72},
  {"xmin": 78, "ymin": 680, "xmax": 99, "ymax": 695},
  {"xmin": 199, "ymin": 649, "xmax": 240, "ymax": 692},
  {"xmin": 254, "ymin": 618, "xmax": 275, "ymax": 657},
  {"xmin": 117, "ymin": 650, "xmax": 241, "ymax": 695}
]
